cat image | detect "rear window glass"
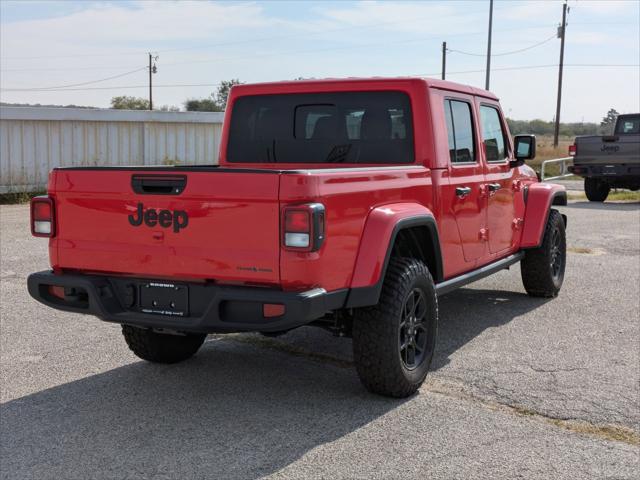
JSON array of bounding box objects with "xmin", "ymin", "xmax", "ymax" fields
[
  {"xmin": 615, "ymin": 115, "xmax": 640, "ymax": 134},
  {"xmin": 227, "ymin": 91, "xmax": 414, "ymax": 164}
]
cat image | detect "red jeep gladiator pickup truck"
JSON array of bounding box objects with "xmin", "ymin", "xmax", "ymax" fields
[{"xmin": 28, "ymin": 78, "xmax": 567, "ymax": 397}]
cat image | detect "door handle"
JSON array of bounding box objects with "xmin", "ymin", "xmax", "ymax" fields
[
  {"xmin": 455, "ymin": 186, "xmax": 472, "ymax": 198},
  {"xmin": 487, "ymin": 183, "xmax": 501, "ymax": 192}
]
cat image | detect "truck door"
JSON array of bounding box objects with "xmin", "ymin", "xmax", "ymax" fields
[
  {"xmin": 443, "ymin": 97, "xmax": 487, "ymax": 262},
  {"xmin": 478, "ymin": 102, "xmax": 517, "ymax": 254}
]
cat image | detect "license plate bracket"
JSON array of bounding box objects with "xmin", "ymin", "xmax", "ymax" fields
[{"xmin": 139, "ymin": 282, "xmax": 189, "ymax": 316}]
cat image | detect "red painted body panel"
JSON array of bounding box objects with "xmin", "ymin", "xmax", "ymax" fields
[
  {"xmin": 40, "ymin": 77, "xmax": 563, "ymax": 297},
  {"xmin": 278, "ymin": 166, "xmax": 434, "ymax": 291},
  {"xmin": 520, "ymin": 182, "xmax": 566, "ymax": 248},
  {"xmin": 350, "ymin": 202, "xmax": 436, "ymax": 288},
  {"xmin": 51, "ymin": 169, "xmax": 281, "ymax": 285}
]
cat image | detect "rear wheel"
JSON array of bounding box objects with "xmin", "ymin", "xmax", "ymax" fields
[
  {"xmin": 122, "ymin": 325, "xmax": 206, "ymax": 363},
  {"xmin": 352, "ymin": 257, "xmax": 438, "ymax": 398},
  {"xmin": 521, "ymin": 209, "xmax": 566, "ymax": 297},
  {"xmin": 584, "ymin": 177, "xmax": 609, "ymax": 202}
]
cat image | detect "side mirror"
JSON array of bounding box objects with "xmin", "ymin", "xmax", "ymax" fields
[{"xmin": 511, "ymin": 134, "xmax": 536, "ymax": 168}]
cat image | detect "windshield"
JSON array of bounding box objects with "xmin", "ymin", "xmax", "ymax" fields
[{"xmin": 227, "ymin": 91, "xmax": 414, "ymax": 164}]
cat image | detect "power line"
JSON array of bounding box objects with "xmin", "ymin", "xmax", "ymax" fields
[
  {"xmin": 1, "ymin": 68, "xmax": 147, "ymax": 91},
  {"xmin": 1, "ymin": 50, "xmax": 150, "ymax": 61},
  {"xmin": 158, "ymin": 28, "xmax": 554, "ymax": 69},
  {"xmin": 3, "ymin": 64, "xmax": 637, "ymax": 92},
  {"xmin": 1, "ymin": 25, "xmax": 561, "ymax": 73},
  {"xmin": 417, "ymin": 63, "xmax": 640, "ymax": 77},
  {"xmin": 448, "ymin": 34, "xmax": 557, "ymax": 57},
  {"xmin": 1, "ymin": 64, "xmax": 141, "ymax": 73},
  {"xmin": 1, "ymin": 83, "xmax": 223, "ymax": 92}
]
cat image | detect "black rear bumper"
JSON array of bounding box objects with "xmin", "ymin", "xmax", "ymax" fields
[
  {"xmin": 27, "ymin": 271, "xmax": 347, "ymax": 334},
  {"xmin": 569, "ymin": 163, "xmax": 640, "ymax": 181}
]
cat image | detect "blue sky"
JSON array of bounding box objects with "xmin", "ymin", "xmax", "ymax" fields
[{"xmin": 1, "ymin": 0, "xmax": 638, "ymax": 121}]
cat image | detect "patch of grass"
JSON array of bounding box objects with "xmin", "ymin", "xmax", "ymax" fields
[
  {"xmin": 567, "ymin": 247, "xmax": 594, "ymax": 254},
  {"xmin": 567, "ymin": 190, "xmax": 640, "ymax": 202},
  {"xmin": 162, "ymin": 157, "xmax": 181, "ymax": 166},
  {"xmin": 527, "ymin": 135, "xmax": 573, "ymax": 177},
  {"xmin": 0, "ymin": 190, "xmax": 46, "ymax": 205}
]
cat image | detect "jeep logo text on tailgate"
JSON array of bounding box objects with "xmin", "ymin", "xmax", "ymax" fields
[{"xmin": 128, "ymin": 203, "xmax": 189, "ymax": 233}]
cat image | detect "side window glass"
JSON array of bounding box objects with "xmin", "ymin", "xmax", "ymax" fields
[
  {"xmin": 444, "ymin": 99, "xmax": 476, "ymax": 164},
  {"xmin": 444, "ymin": 100, "xmax": 456, "ymax": 163},
  {"xmin": 480, "ymin": 105, "xmax": 507, "ymax": 161}
]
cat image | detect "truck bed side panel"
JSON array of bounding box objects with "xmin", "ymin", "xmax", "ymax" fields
[{"xmin": 278, "ymin": 166, "xmax": 434, "ymax": 292}]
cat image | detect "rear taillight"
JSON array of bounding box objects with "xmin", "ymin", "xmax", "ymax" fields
[
  {"xmin": 282, "ymin": 203, "xmax": 325, "ymax": 252},
  {"xmin": 30, "ymin": 196, "xmax": 55, "ymax": 237},
  {"xmin": 568, "ymin": 144, "xmax": 576, "ymax": 156}
]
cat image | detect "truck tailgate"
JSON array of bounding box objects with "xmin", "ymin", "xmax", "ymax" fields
[
  {"xmin": 52, "ymin": 168, "xmax": 281, "ymax": 285},
  {"xmin": 575, "ymin": 135, "xmax": 640, "ymax": 165}
]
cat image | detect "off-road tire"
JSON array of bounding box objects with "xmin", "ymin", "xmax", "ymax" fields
[
  {"xmin": 521, "ymin": 209, "xmax": 566, "ymax": 297},
  {"xmin": 584, "ymin": 177, "xmax": 609, "ymax": 202},
  {"xmin": 121, "ymin": 325, "xmax": 206, "ymax": 363},
  {"xmin": 352, "ymin": 258, "xmax": 438, "ymax": 398}
]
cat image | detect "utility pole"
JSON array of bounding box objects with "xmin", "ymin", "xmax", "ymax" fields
[
  {"xmin": 553, "ymin": 1, "xmax": 568, "ymax": 147},
  {"xmin": 148, "ymin": 53, "xmax": 158, "ymax": 111},
  {"xmin": 442, "ymin": 42, "xmax": 447, "ymax": 80},
  {"xmin": 485, "ymin": 0, "xmax": 494, "ymax": 90}
]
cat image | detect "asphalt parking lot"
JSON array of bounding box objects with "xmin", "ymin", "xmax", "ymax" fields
[{"xmin": 1, "ymin": 199, "xmax": 639, "ymax": 479}]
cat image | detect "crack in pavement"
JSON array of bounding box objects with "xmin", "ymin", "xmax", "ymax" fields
[{"xmin": 212, "ymin": 333, "xmax": 640, "ymax": 447}]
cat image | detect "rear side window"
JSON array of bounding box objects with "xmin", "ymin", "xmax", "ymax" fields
[
  {"xmin": 444, "ymin": 99, "xmax": 476, "ymax": 163},
  {"xmin": 227, "ymin": 91, "xmax": 414, "ymax": 164},
  {"xmin": 480, "ymin": 105, "xmax": 507, "ymax": 161}
]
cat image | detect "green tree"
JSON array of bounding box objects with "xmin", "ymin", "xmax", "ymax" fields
[
  {"xmin": 110, "ymin": 96, "xmax": 150, "ymax": 110},
  {"xmin": 215, "ymin": 79, "xmax": 241, "ymax": 110},
  {"xmin": 184, "ymin": 79, "xmax": 242, "ymax": 112},
  {"xmin": 600, "ymin": 108, "xmax": 619, "ymax": 129},
  {"xmin": 184, "ymin": 98, "xmax": 221, "ymax": 112}
]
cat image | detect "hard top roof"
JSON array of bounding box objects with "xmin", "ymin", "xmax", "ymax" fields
[{"xmin": 230, "ymin": 77, "xmax": 499, "ymax": 101}]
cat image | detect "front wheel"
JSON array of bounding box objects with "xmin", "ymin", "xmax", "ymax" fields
[
  {"xmin": 520, "ymin": 209, "xmax": 566, "ymax": 297},
  {"xmin": 352, "ymin": 258, "xmax": 438, "ymax": 398},
  {"xmin": 122, "ymin": 325, "xmax": 206, "ymax": 363},
  {"xmin": 584, "ymin": 177, "xmax": 610, "ymax": 202}
]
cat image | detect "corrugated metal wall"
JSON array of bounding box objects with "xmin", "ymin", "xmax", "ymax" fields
[{"xmin": 0, "ymin": 107, "xmax": 224, "ymax": 193}]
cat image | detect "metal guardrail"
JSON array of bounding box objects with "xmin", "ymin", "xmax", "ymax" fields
[{"xmin": 541, "ymin": 157, "xmax": 573, "ymax": 182}]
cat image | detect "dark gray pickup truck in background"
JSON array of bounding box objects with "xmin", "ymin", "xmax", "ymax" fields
[{"xmin": 569, "ymin": 113, "xmax": 640, "ymax": 201}]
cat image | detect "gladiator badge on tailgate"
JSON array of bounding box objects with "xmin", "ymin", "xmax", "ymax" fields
[{"xmin": 128, "ymin": 202, "xmax": 189, "ymax": 233}]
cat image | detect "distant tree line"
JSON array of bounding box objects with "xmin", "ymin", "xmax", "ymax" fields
[
  {"xmin": 507, "ymin": 108, "xmax": 621, "ymax": 137},
  {"xmin": 106, "ymin": 79, "xmax": 241, "ymax": 112},
  {"xmin": 183, "ymin": 79, "xmax": 241, "ymax": 112},
  {"xmin": 0, "ymin": 102, "xmax": 96, "ymax": 109},
  {"xmin": 4, "ymin": 85, "xmax": 623, "ymax": 140}
]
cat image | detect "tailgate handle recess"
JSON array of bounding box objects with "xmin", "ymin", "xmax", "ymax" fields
[{"xmin": 131, "ymin": 175, "xmax": 187, "ymax": 195}]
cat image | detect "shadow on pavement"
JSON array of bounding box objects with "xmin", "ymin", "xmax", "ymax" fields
[
  {"xmin": 434, "ymin": 288, "xmax": 550, "ymax": 370},
  {"xmin": 1, "ymin": 339, "xmax": 402, "ymax": 479},
  {"xmin": 1, "ymin": 288, "xmax": 549, "ymax": 479}
]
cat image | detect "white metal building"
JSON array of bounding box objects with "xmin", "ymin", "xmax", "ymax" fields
[{"xmin": 0, "ymin": 107, "xmax": 224, "ymax": 193}]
